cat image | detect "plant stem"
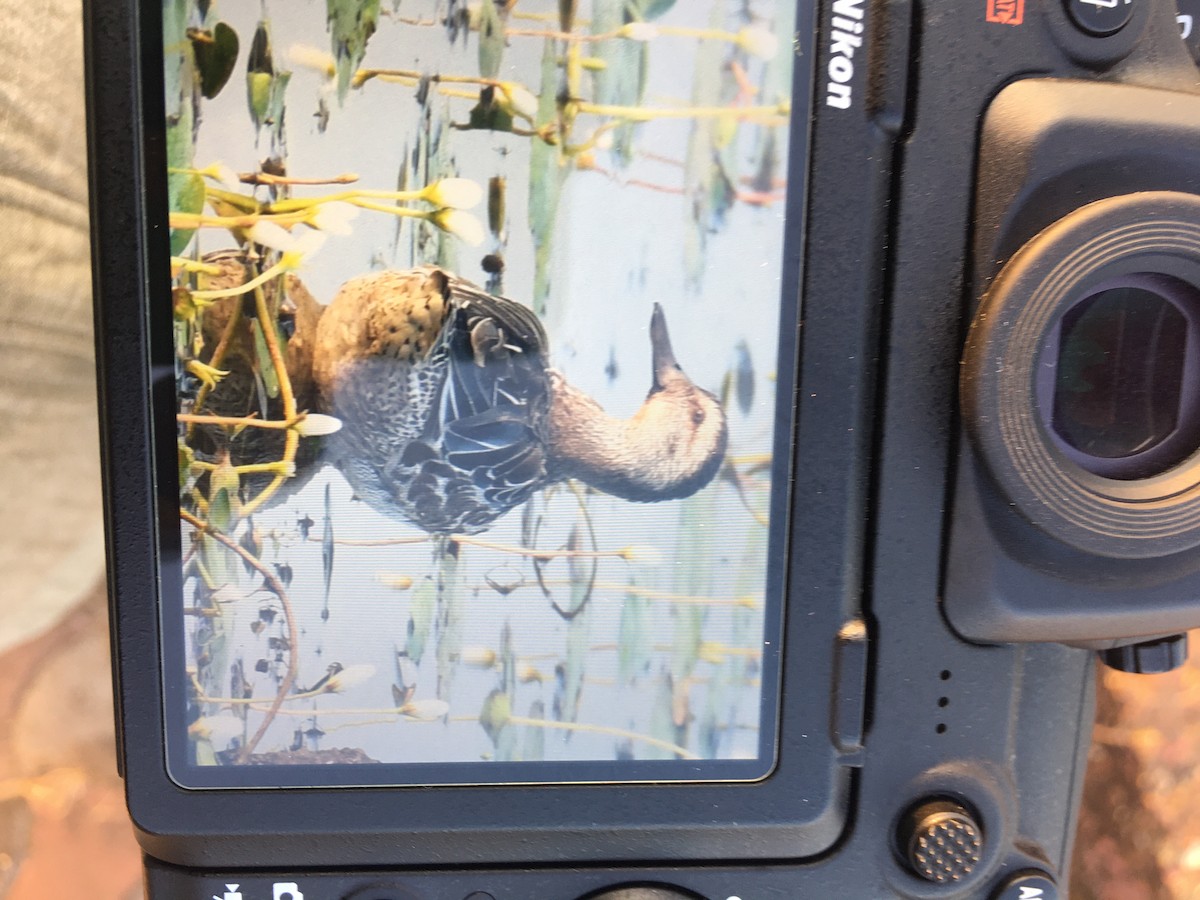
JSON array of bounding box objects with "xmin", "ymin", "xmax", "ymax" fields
[
  {"xmin": 450, "ymin": 534, "xmax": 627, "ymax": 560},
  {"xmin": 240, "ymin": 282, "xmax": 299, "ymax": 516},
  {"xmin": 190, "ymin": 259, "xmax": 291, "ymax": 300},
  {"xmin": 241, "ymin": 172, "xmax": 359, "ymax": 186},
  {"xmin": 177, "ymin": 412, "xmax": 304, "ymax": 431},
  {"xmin": 180, "ymin": 509, "xmax": 298, "ymax": 761},
  {"xmin": 574, "ymin": 99, "xmax": 789, "ymax": 124},
  {"xmin": 188, "ymin": 291, "xmax": 245, "ymax": 439}
]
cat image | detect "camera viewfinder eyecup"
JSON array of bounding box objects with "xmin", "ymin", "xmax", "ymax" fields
[{"xmin": 962, "ymin": 191, "xmax": 1200, "ymax": 561}]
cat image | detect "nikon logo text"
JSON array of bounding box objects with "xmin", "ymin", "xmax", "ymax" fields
[{"xmin": 826, "ymin": 0, "xmax": 865, "ymax": 110}]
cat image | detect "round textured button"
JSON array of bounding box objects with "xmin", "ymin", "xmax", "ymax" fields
[
  {"xmin": 991, "ymin": 871, "xmax": 1059, "ymax": 900},
  {"xmin": 898, "ymin": 799, "xmax": 984, "ymax": 884},
  {"xmin": 1065, "ymin": 0, "xmax": 1136, "ymax": 36}
]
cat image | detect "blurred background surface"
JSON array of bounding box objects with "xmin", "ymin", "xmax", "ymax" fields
[{"xmin": 0, "ymin": 1, "xmax": 1193, "ymax": 898}]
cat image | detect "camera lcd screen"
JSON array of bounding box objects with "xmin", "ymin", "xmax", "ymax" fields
[{"xmin": 158, "ymin": 0, "xmax": 803, "ymax": 789}]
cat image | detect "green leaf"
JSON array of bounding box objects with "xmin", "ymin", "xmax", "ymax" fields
[
  {"xmin": 250, "ymin": 318, "xmax": 281, "ymax": 399},
  {"xmin": 405, "ymin": 577, "xmax": 436, "ymax": 664},
  {"xmin": 628, "ymin": 0, "xmax": 677, "ymax": 20},
  {"xmin": 461, "ymin": 90, "xmax": 515, "ymax": 133},
  {"xmin": 559, "ymin": 600, "xmax": 589, "ymax": 725},
  {"xmin": 682, "ymin": 5, "xmax": 728, "ymax": 288},
  {"xmin": 591, "ymin": 0, "xmax": 648, "ymax": 165},
  {"xmin": 327, "ymin": 0, "xmax": 381, "ymax": 103},
  {"xmin": 617, "ymin": 589, "xmax": 651, "ymax": 685},
  {"xmin": 209, "ymin": 487, "xmax": 233, "ymax": 533},
  {"xmin": 477, "ymin": 0, "xmax": 505, "ymax": 78},
  {"xmin": 191, "ymin": 21, "xmax": 240, "ymax": 100},
  {"xmin": 246, "ymin": 21, "xmax": 274, "ymax": 130},
  {"xmin": 168, "ymin": 169, "xmax": 205, "ymax": 255},
  {"xmin": 247, "ymin": 71, "xmax": 272, "ymax": 129},
  {"xmin": 266, "ymin": 70, "xmax": 292, "ymax": 149},
  {"xmin": 434, "ymin": 542, "xmax": 464, "ymax": 703},
  {"xmin": 479, "ymin": 689, "xmax": 512, "ymax": 743},
  {"xmin": 521, "ymin": 699, "xmax": 546, "ymax": 761},
  {"xmin": 178, "ymin": 441, "xmax": 196, "ymax": 495},
  {"xmin": 528, "ymin": 40, "xmax": 567, "ymax": 316},
  {"xmin": 647, "ymin": 672, "xmax": 680, "ymax": 760},
  {"xmin": 165, "ymin": 26, "xmax": 202, "ymax": 259}
]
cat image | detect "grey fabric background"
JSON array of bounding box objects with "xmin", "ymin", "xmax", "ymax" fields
[{"xmin": 0, "ymin": 0, "xmax": 104, "ymax": 654}]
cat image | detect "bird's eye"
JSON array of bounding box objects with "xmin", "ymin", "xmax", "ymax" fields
[{"xmin": 692, "ymin": 408, "xmax": 705, "ymax": 425}]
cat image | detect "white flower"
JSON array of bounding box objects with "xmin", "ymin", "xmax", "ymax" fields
[
  {"xmin": 292, "ymin": 413, "xmax": 343, "ymax": 437},
  {"xmin": 399, "ymin": 698, "xmax": 450, "ymax": 721},
  {"xmin": 286, "ymin": 229, "xmax": 328, "ymax": 260},
  {"xmin": 202, "ymin": 162, "xmax": 242, "ymax": 190},
  {"xmin": 461, "ymin": 646, "xmax": 498, "ymax": 669},
  {"xmin": 310, "ymin": 201, "xmax": 359, "ymax": 235},
  {"xmin": 737, "ymin": 25, "xmax": 779, "ymax": 60},
  {"xmin": 430, "ymin": 209, "xmax": 486, "ymax": 247},
  {"xmin": 325, "ymin": 664, "xmax": 375, "ymax": 693},
  {"xmin": 421, "ymin": 177, "xmax": 483, "ymax": 210},
  {"xmin": 247, "ymin": 220, "xmax": 296, "ymax": 253},
  {"xmin": 618, "ymin": 22, "xmax": 659, "ymax": 42},
  {"xmin": 288, "ymin": 43, "xmax": 336, "ymax": 77},
  {"xmin": 498, "ymin": 82, "xmax": 539, "ymax": 121},
  {"xmin": 249, "ymin": 223, "xmax": 328, "ymax": 265}
]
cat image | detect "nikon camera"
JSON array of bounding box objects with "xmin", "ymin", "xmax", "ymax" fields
[{"xmin": 86, "ymin": 0, "xmax": 1200, "ymax": 897}]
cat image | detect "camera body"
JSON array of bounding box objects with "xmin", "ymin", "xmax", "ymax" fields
[{"xmin": 86, "ymin": 0, "xmax": 1200, "ymax": 897}]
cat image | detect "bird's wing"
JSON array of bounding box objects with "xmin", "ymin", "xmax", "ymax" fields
[{"xmin": 438, "ymin": 274, "xmax": 550, "ymax": 422}]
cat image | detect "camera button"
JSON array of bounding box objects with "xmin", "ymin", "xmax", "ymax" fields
[
  {"xmin": 897, "ymin": 799, "xmax": 984, "ymax": 883},
  {"xmin": 990, "ymin": 871, "xmax": 1059, "ymax": 900},
  {"xmin": 1065, "ymin": 0, "xmax": 1136, "ymax": 36}
]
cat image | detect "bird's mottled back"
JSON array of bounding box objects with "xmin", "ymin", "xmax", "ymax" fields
[{"xmin": 313, "ymin": 267, "xmax": 552, "ymax": 533}]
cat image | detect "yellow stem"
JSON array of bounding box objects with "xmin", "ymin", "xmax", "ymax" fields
[
  {"xmin": 177, "ymin": 412, "xmax": 303, "ymax": 431},
  {"xmin": 242, "ymin": 172, "xmax": 359, "ymax": 186},
  {"xmin": 170, "ymin": 211, "xmax": 307, "ymax": 230},
  {"xmin": 346, "ymin": 198, "xmax": 432, "ymax": 218},
  {"xmin": 190, "ymin": 259, "xmax": 290, "ymax": 301},
  {"xmin": 450, "ymin": 534, "xmax": 627, "ymax": 560},
  {"xmin": 575, "ymin": 100, "xmax": 789, "ymax": 124},
  {"xmin": 192, "ymin": 460, "xmax": 295, "ymax": 476},
  {"xmin": 188, "ymin": 291, "xmax": 245, "ymax": 438},
  {"xmin": 240, "ymin": 282, "xmax": 299, "ymax": 516},
  {"xmin": 307, "ymin": 534, "xmax": 432, "ymax": 547},
  {"xmin": 171, "ymin": 257, "xmax": 224, "ymax": 275},
  {"xmin": 267, "ymin": 187, "xmax": 434, "ymax": 213}
]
